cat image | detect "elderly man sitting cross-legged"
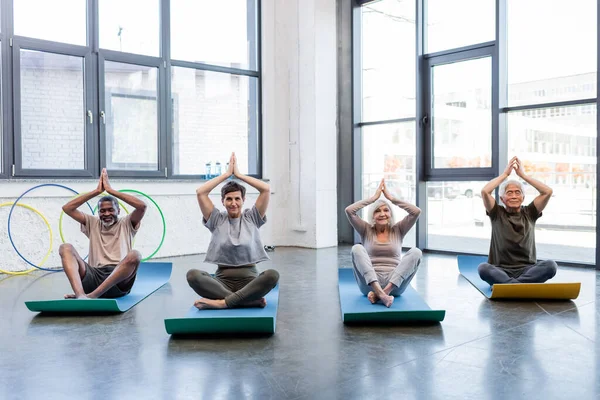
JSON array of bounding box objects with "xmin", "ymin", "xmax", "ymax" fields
[
  {"xmin": 478, "ymin": 156, "xmax": 557, "ymax": 285},
  {"xmin": 60, "ymin": 168, "xmax": 147, "ymax": 299}
]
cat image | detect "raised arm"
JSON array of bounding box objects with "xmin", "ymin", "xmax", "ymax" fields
[
  {"xmin": 102, "ymin": 169, "xmax": 147, "ymax": 228},
  {"xmin": 231, "ymin": 153, "xmax": 270, "ymax": 218},
  {"xmin": 345, "ymin": 179, "xmax": 383, "ymax": 237},
  {"xmin": 514, "ymin": 157, "xmax": 553, "ymax": 213},
  {"xmin": 62, "ymin": 176, "xmax": 104, "ymax": 225},
  {"xmin": 481, "ymin": 157, "xmax": 517, "ymax": 213},
  {"xmin": 196, "ymin": 157, "xmax": 234, "ymax": 221},
  {"xmin": 382, "ymin": 180, "xmax": 421, "ymax": 236}
]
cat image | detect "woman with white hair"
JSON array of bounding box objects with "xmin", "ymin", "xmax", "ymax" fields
[{"xmin": 345, "ymin": 179, "xmax": 422, "ymax": 308}]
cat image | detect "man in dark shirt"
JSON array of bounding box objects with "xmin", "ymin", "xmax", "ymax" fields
[{"xmin": 478, "ymin": 156, "xmax": 557, "ymax": 285}]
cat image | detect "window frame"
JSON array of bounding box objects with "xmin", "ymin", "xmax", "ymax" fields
[{"xmin": 0, "ymin": 0, "xmax": 262, "ymax": 180}]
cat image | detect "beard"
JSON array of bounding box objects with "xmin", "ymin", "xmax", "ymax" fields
[{"xmin": 101, "ymin": 218, "xmax": 117, "ymax": 228}]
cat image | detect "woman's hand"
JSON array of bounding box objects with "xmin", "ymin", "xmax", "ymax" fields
[{"xmin": 369, "ymin": 179, "xmax": 384, "ymax": 202}]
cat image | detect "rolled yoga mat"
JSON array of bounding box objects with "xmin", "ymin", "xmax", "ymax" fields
[
  {"xmin": 338, "ymin": 268, "xmax": 445, "ymax": 323},
  {"xmin": 25, "ymin": 262, "xmax": 172, "ymax": 313},
  {"xmin": 457, "ymin": 255, "xmax": 580, "ymax": 300},
  {"xmin": 164, "ymin": 285, "xmax": 279, "ymax": 335}
]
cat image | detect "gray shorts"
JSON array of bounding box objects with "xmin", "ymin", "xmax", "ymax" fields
[{"xmin": 81, "ymin": 264, "xmax": 136, "ymax": 298}]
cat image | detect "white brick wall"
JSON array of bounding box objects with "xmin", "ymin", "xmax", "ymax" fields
[{"xmin": 20, "ymin": 60, "xmax": 250, "ymax": 173}]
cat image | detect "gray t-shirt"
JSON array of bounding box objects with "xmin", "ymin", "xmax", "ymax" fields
[
  {"xmin": 487, "ymin": 202, "xmax": 541, "ymax": 269},
  {"xmin": 203, "ymin": 205, "xmax": 269, "ymax": 267}
]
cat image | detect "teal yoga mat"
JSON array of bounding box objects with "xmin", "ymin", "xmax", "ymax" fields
[
  {"xmin": 25, "ymin": 262, "xmax": 172, "ymax": 313},
  {"xmin": 338, "ymin": 268, "xmax": 445, "ymax": 323},
  {"xmin": 164, "ymin": 285, "xmax": 279, "ymax": 335}
]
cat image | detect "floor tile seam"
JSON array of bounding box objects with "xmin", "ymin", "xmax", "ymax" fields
[{"xmin": 536, "ymin": 301, "xmax": 596, "ymax": 343}]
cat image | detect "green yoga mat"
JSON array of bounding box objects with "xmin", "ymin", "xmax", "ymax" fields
[
  {"xmin": 164, "ymin": 285, "xmax": 279, "ymax": 335},
  {"xmin": 25, "ymin": 262, "xmax": 172, "ymax": 313},
  {"xmin": 338, "ymin": 269, "xmax": 445, "ymax": 323}
]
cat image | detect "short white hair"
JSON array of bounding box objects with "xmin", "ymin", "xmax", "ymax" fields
[
  {"xmin": 499, "ymin": 179, "xmax": 524, "ymax": 197},
  {"xmin": 369, "ymin": 199, "xmax": 396, "ymax": 228}
]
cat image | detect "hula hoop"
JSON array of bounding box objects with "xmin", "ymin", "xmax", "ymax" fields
[
  {"xmin": 58, "ymin": 193, "xmax": 129, "ymax": 244},
  {"xmin": 0, "ymin": 202, "xmax": 54, "ymax": 275},
  {"xmin": 7, "ymin": 183, "xmax": 92, "ymax": 272},
  {"xmin": 119, "ymin": 189, "xmax": 166, "ymax": 261}
]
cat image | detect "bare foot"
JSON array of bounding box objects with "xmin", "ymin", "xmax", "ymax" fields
[
  {"xmin": 194, "ymin": 298, "xmax": 228, "ymax": 310},
  {"xmin": 64, "ymin": 294, "xmax": 90, "ymax": 299},
  {"xmin": 367, "ymin": 291, "xmax": 378, "ymax": 304},
  {"xmin": 243, "ymin": 298, "xmax": 267, "ymax": 308},
  {"xmin": 380, "ymin": 294, "xmax": 394, "ymax": 308}
]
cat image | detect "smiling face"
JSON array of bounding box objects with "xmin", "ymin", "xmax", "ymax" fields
[
  {"xmin": 222, "ymin": 190, "xmax": 244, "ymax": 218},
  {"xmin": 372, "ymin": 203, "xmax": 392, "ymax": 229},
  {"xmin": 501, "ymin": 183, "xmax": 525, "ymax": 210},
  {"xmin": 98, "ymin": 200, "xmax": 119, "ymax": 227}
]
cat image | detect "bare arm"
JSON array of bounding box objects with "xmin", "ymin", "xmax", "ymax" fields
[
  {"xmin": 515, "ymin": 157, "xmax": 553, "ymax": 213},
  {"xmin": 196, "ymin": 158, "xmax": 234, "ymax": 221},
  {"xmin": 62, "ymin": 177, "xmax": 104, "ymax": 225},
  {"xmin": 481, "ymin": 157, "xmax": 517, "ymax": 213},
  {"xmin": 102, "ymin": 169, "xmax": 147, "ymax": 228},
  {"xmin": 232, "ymin": 153, "xmax": 270, "ymax": 218}
]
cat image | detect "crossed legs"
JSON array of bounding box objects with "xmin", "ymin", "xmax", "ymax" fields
[
  {"xmin": 60, "ymin": 243, "xmax": 141, "ymax": 299},
  {"xmin": 478, "ymin": 260, "xmax": 557, "ymax": 286},
  {"xmin": 186, "ymin": 267, "xmax": 280, "ymax": 310},
  {"xmin": 351, "ymin": 244, "xmax": 422, "ymax": 308}
]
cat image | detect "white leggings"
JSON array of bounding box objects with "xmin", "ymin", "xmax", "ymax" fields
[{"xmin": 351, "ymin": 244, "xmax": 422, "ymax": 296}]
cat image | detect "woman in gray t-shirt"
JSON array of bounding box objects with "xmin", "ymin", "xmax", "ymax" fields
[
  {"xmin": 345, "ymin": 179, "xmax": 422, "ymax": 308},
  {"xmin": 186, "ymin": 153, "xmax": 279, "ymax": 310}
]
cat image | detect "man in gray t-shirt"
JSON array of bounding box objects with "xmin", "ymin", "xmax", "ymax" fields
[{"xmin": 478, "ymin": 156, "xmax": 557, "ymax": 285}]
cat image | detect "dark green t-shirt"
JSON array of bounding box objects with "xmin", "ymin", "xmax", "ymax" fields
[{"xmin": 487, "ymin": 202, "xmax": 541, "ymax": 269}]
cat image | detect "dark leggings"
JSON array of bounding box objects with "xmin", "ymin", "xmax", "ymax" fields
[
  {"xmin": 186, "ymin": 265, "xmax": 279, "ymax": 308},
  {"xmin": 478, "ymin": 260, "xmax": 557, "ymax": 285}
]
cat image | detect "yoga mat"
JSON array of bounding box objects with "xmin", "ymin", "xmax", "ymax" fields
[
  {"xmin": 164, "ymin": 285, "xmax": 279, "ymax": 335},
  {"xmin": 338, "ymin": 268, "xmax": 445, "ymax": 323},
  {"xmin": 25, "ymin": 262, "xmax": 172, "ymax": 313},
  {"xmin": 457, "ymin": 255, "xmax": 580, "ymax": 300}
]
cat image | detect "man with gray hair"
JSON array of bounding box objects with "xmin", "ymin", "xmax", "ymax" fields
[{"xmin": 478, "ymin": 156, "xmax": 557, "ymax": 285}]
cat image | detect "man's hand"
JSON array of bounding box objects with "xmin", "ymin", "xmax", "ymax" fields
[
  {"xmin": 101, "ymin": 168, "xmax": 115, "ymax": 194},
  {"xmin": 503, "ymin": 156, "xmax": 517, "ymax": 178},
  {"xmin": 514, "ymin": 157, "xmax": 527, "ymax": 179},
  {"xmin": 95, "ymin": 173, "xmax": 104, "ymax": 195}
]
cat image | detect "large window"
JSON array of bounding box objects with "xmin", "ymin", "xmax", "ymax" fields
[
  {"xmin": 426, "ymin": 0, "xmax": 495, "ymax": 53},
  {"xmin": 171, "ymin": 67, "xmax": 257, "ymax": 176},
  {"xmin": 431, "ymin": 57, "xmax": 492, "ymax": 169},
  {"xmin": 2, "ymin": 0, "xmax": 260, "ymax": 179},
  {"xmin": 362, "ymin": 123, "xmax": 417, "ymax": 248},
  {"xmin": 507, "ymin": 0, "xmax": 597, "ymax": 107},
  {"xmin": 353, "ymin": 0, "xmax": 600, "ymax": 266},
  {"xmin": 356, "ymin": 0, "xmax": 417, "ymax": 249},
  {"xmin": 361, "ymin": 0, "xmax": 415, "ymax": 122}
]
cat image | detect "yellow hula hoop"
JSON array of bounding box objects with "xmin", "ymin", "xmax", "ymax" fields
[{"xmin": 0, "ymin": 202, "xmax": 54, "ymax": 275}]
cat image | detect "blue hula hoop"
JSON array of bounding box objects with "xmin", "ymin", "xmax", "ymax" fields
[{"xmin": 7, "ymin": 183, "xmax": 94, "ymax": 272}]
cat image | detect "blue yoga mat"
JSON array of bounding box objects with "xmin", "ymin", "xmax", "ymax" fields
[
  {"xmin": 25, "ymin": 262, "xmax": 172, "ymax": 313},
  {"xmin": 338, "ymin": 268, "xmax": 445, "ymax": 323},
  {"xmin": 457, "ymin": 255, "xmax": 493, "ymax": 297},
  {"xmin": 164, "ymin": 285, "xmax": 279, "ymax": 335}
]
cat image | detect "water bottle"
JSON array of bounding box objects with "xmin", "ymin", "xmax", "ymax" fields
[
  {"xmin": 215, "ymin": 161, "xmax": 222, "ymax": 176},
  {"xmin": 205, "ymin": 161, "xmax": 212, "ymax": 179}
]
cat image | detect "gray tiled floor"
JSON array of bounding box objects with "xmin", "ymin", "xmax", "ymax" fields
[{"xmin": 0, "ymin": 246, "xmax": 598, "ymax": 400}]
